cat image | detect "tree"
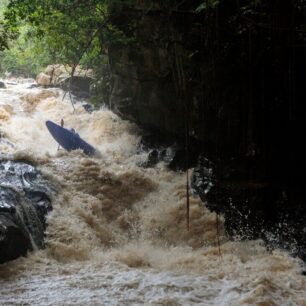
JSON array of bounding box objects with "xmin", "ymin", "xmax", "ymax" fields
[
  {"xmin": 2, "ymin": 0, "xmax": 130, "ymax": 68},
  {"xmin": 0, "ymin": 0, "xmax": 15, "ymax": 51}
]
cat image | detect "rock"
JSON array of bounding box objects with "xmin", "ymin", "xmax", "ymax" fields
[
  {"xmin": 137, "ymin": 134, "xmax": 174, "ymax": 168},
  {"xmin": 191, "ymin": 156, "xmax": 215, "ymax": 199},
  {"xmin": 0, "ymin": 81, "xmax": 6, "ymax": 89},
  {"xmin": 191, "ymin": 155, "xmax": 306, "ymax": 257},
  {"xmin": 82, "ymin": 103, "xmax": 95, "ymax": 113},
  {"xmin": 137, "ymin": 134, "xmax": 201, "ymax": 170},
  {"xmin": 27, "ymin": 84, "xmax": 39, "ymax": 89},
  {"xmin": 36, "ymin": 73, "xmax": 51, "ymax": 86},
  {"xmin": 140, "ymin": 149, "xmax": 159, "ymax": 168},
  {"xmin": 36, "ymin": 65, "xmax": 94, "ymax": 98},
  {"xmin": 59, "ymin": 76, "xmax": 92, "ymax": 98},
  {"xmin": 0, "ymin": 160, "xmax": 53, "ymax": 264},
  {"xmin": 108, "ymin": 3, "xmax": 306, "ymax": 204},
  {"xmin": 107, "ymin": 3, "xmax": 306, "ymax": 259},
  {"xmin": 0, "ymin": 213, "xmax": 30, "ymax": 262}
]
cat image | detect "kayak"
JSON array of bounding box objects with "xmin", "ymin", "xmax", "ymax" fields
[{"xmin": 45, "ymin": 120, "xmax": 96, "ymax": 156}]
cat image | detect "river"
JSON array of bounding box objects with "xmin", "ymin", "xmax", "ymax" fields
[{"xmin": 0, "ymin": 79, "xmax": 305, "ymax": 305}]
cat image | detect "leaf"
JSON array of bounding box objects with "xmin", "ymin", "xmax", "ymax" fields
[{"xmin": 195, "ymin": 3, "xmax": 207, "ymax": 13}]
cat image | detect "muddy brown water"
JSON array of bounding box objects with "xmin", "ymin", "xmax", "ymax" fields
[{"xmin": 0, "ymin": 79, "xmax": 305, "ymax": 305}]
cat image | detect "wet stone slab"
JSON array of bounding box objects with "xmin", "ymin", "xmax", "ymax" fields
[{"xmin": 0, "ymin": 160, "xmax": 53, "ymax": 264}]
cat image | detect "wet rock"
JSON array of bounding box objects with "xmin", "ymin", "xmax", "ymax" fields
[
  {"xmin": 191, "ymin": 155, "xmax": 306, "ymax": 259},
  {"xmin": 137, "ymin": 134, "xmax": 174, "ymax": 168},
  {"xmin": 0, "ymin": 214, "xmax": 30, "ymax": 262},
  {"xmin": 27, "ymin": 84, "xmax": 39, "ymax": 89},
  {"xmin": 0, "ymin": 81, "xmax": 6, "ymax": 89},
  {"xmin": 36, "ymin": 65, "xmax": 94, "ymax": 98},
  {"xmin": 108, "ymin": 3, "xmax": 306, "ymax": 259},
  {"xmin": 82, "ymin": 103, "xmax": 95, "ymax": 114},
  {"xmin": 36, "ymin": 73, "xmax": 51, "ymax": 86},
  {"xmin": 137, "ymin": 134, "xmax": 201, "ymax": 171},
  {"xmin": 0, "ymin": 160, "xmax": 53, "ymax": 264},
  {"xmin": 59, "ymin": 76, "xmax": 92, "ymax": 99},
  {"xmin": 191, "ymin": 156, "xmax": 215, "ymax": 199},
  {"xmin": 140, "ymin": 149, "xmax": 159, "ymax": 168}
]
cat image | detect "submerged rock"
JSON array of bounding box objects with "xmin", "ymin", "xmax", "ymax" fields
[
  {"xmin": 0, "ymin": 160, "xmax": 53, "ymax": 264},
  {"xmin": 0, "ymin": 81, "xmax": 6, "ymax": 89}
]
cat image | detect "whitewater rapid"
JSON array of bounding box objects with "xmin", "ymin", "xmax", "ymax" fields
[{"xmin": 0, "ymin": 79, "xmax": 305, "ymax": 305}]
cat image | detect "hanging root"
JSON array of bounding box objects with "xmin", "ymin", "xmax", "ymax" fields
[
  {"xmin": 216, "ymin": 213, "xmax": 222, "ymax": 258},
  {"xmin": 186, "ymin": 168, "xmax": 190, "ymax": 231}
]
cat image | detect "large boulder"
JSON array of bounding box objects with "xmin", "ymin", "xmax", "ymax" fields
[
  {"xmin": 59, "ymin": 76, "xmax": 93, "ymax": 98},
  {"xmin": 0, "ymin": 81, "xmax": 6, "ymax": 89},
  {"xmin": 36, "ymin": 65, "xmax": 94, "ymax": 98},
  {"xmin": 36, "ymin": 73, "xmax": 51, "ymax": 86},
  {"xmin": 0, "ymin": 160, "xmax": 53, "ymax": 263}
]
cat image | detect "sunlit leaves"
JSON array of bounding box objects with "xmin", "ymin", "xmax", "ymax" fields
[{"xmin": 3, "ymin": 0, "xmax": 109, "ymax": 66}]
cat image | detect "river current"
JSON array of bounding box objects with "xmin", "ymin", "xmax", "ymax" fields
[{"xmin": 0, "ymin": 79, "xmax": 305, "ymax": 305}]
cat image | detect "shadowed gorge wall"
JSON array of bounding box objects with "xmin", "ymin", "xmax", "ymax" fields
[
  {"xmin": 109, "ymin": 1, "xmax": 305, "ymax": 160},
  {"xmin": 109, "ymin": 0, "xmax": 306, "ymax": 180},
  {"xmin": 108, "ymin": 0, "xmax": 306, "ymax": 247}
]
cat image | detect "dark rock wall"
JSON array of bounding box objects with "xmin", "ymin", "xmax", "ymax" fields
[
  {"xmin": 0, "ymin": 160, "xmax": 53, "ymax": 263},
  {"xmin": 109, "ymin": 11, "xmax": 183, "ymax": 133},
  {"xmin": 108, "ymin": 1, "xmax": 306, "ymax": 252},
  {"xmin": 109, "ymin": 0, "xmax": 306, "ymax": 175}
]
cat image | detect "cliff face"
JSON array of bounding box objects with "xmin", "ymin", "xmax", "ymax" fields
[
  {"xmin": 108, "ymin": 1, "xmax": 306, "ymax": 250},
  {"xmin": 109, "ymin": 10, "xmax": 183, "ymax": 135},
  {"xmin": 109, "ymin": 1, "xmax": 306, "ymax": 164}
]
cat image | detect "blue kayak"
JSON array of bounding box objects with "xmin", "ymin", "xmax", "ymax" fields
[{"xmin": 46, "ymin": 120, "xmax": 96, "ymax": 156}]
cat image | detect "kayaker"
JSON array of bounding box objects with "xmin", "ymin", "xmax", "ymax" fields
[{"xmin": 58, "ymin": 119, "xmax": 65, "ymax": 150}]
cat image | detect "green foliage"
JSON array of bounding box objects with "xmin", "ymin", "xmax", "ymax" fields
[
  {"xmin": 1, "ymin": 0, "xmax": 130, "ymax": 105},
  {"xmin": 3, "ymin": 0, "xmax": 128, "ymax": 66},
  {"xmin": 1, "ymin": 0, "xmax": 53, "ymax": 75},
  {"xmin": 0, "ymin": 0, "xmax": 16, "ymax": 51},
  {"xmin": 0, "ymin": 23, "xmax": 9, "ymax": 51},
  {"xmin": 0, "ymin": 26, "xmax": 53, "ymax": 76}
]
